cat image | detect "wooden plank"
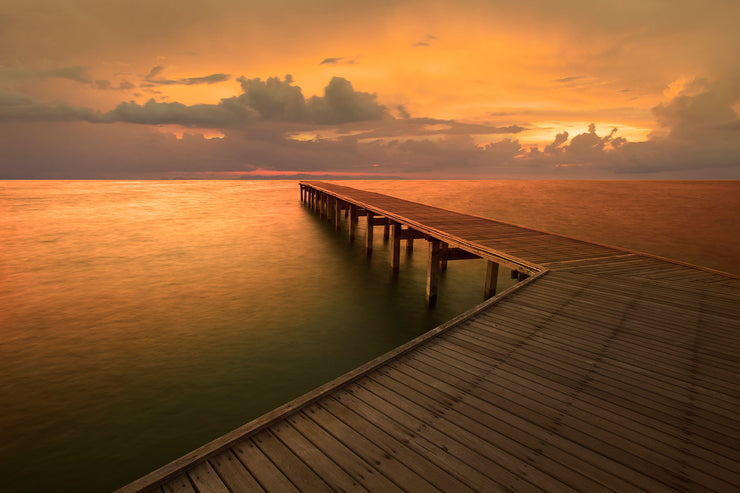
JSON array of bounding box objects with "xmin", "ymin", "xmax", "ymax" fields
[
  {"xmin": 232, "ymin": 438, "xmax": 300, "ymax": 492},
  {"xmin": 270, "ymin": 420, "xmax": 368, "ymax": 492},
  {"xmin": 210, "ymin": 450, "xmax": 265, "ymax": 492},
  {"xmin": 303, "ymin": 403, "xmax": 440, "ymax": 491},
  {"xmin": 331, "ymin": 387, "xmax": 507, "ymax": 492},
  {"xmin": 286, "ymin": 411, "xmax": 403, "ymax": 492},
  {"xmin": 400, "ymin": 352, "xmax": 704, "ymax": 492},
  {"xmin": 161, "ymin": 475, "xmax": 196, "ymax": 493},
  {"xmin": 251, "ymin": 430, "xmax": 331, "ymax": 492},
  {"xmin": 187, "ymin": 461, "xmax": 229, "ymax": 493},
  {"xmin": 412, "ymin": 345, "xmax": 739, "ymax": 490},
  {"xmin": 319, "ymin": 396, "xmax": 476, "ymax": 492}
]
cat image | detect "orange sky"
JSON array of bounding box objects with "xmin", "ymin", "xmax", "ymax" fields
[{"xmin": 1, "ymin": 0, "xmax": 739, "ymax": 178}]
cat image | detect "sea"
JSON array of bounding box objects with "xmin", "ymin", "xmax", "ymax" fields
[{"xmin": 1, "ymin": 179, "xmax": 738, "ymax": 492}]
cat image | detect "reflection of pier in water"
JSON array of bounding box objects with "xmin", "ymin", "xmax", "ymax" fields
[{"xmin": 120, "ymin": 181, "xmax": 740, "ymax": 493}]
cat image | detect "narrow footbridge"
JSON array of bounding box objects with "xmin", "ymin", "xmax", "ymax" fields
[{"xmin": 119, "ymin": 181, "xmax": 740, "ymax": 492}]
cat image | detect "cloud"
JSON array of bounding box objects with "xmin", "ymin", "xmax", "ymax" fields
[
  {"xmin": 553, "ymin": 76, "xmax": 585, "ymax": 83},
  {"xmin": 320, "ymin": 57, "xmax": 357, "ymax": 66},
  {"xmin": 1, "ymin": 69, "xmax": 738, "ymax": 178},
  {"xmin": 0, "ymin": 75, "xmax": 386, "ymax": 128},
  {"xmin": 306, "ymin": 77, "xmax": 385, "ymax": 124},
  {"xmin": 652, "ymin": 78, "xmax": 739, "ymax": 138},
  {"xmin": 544, "ymin": 131, "xmax": 568, "ymax": 154},
  {"xmin": 143, "ymin": 65, "xmax": 231, "ymax": 86},
  {"xmin": 236, "ymin": 75, "xmax": 307, "ymax": 121},
  {"xmin": 181, "ymin": 73, "xmax": 231, "ymax": 85},
  {"xmin": 145, "ymin": 66, "xmax": 166, "ymax": 80},
  {"xmin": 413, "ymin": 34, "xmax": 439, "ymax": 47},
  {"xmin": 0, "ymin": 65, "xmax": 92, "ymax": 84},
  {"xmin": 0, "ymin": 91, "xmax": 99, "ymax": 122},
  {"xmin": 103, "ymin": 99, "xmax": 252, "ymax": 127}
]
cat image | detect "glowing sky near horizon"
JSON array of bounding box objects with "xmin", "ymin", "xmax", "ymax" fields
[{"xmin": 1, "ymin": 0, "xmax": 738, "ymax": 178}]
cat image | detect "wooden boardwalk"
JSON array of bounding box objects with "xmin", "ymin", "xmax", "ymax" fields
[{"xmin": 119, "ymin": 182, "xmax": 740, "ymax": 492}]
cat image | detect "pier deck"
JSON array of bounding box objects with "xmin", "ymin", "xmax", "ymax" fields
[{"xmin": 119, "ymin": 182, "xmax": 740, "ymax": 492}]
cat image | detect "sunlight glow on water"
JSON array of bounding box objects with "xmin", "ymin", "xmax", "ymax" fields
[{"xmin": 0, "ymin": 179, "xmax": 737, "ymax": 492}]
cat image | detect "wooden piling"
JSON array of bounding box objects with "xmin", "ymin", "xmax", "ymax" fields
[
  {"xmin": 427, "ymin": 239, "xmax": 441, "ymax": 305},
  {"xmin": 334, "ymin": 199, "xmax": 341, "ymax": 231},
  {"xmin": 484, "ymin": 261, "xmax": 499, "ymax": 298},
  {"xmin": 440, "ymin": 242, "xmax": 448, "ymax": 272},
  {"xmin": 383, "ymin": 223, "xmax": 390, "ymax": 241},
  {"xmin": 390, "ymin": 222, "xmax": 401, "ymax": 274},
  {"xmin": 348, "ymin": 205, "xmax": 356, "ymax": 242},
  {"xmin": 365, "ymin": 211, "xmax": 374, "ymax": 255}
]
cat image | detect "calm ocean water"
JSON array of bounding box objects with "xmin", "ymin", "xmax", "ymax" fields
[{"xmin": 1, "ymin": 180, "xmax": 738, "ymax": 492}]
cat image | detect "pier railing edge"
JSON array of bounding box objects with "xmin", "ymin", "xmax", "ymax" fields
[{"xmin": 115, "ymin": 268, "xmax": 549, "ymax": 493}]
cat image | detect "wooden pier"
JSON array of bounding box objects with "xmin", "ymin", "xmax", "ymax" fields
[{"xmin": 119, "ymin": 182, "xmax": 740, "ymax": 492}]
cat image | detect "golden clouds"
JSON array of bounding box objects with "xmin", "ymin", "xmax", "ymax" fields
[{"xmin": 1, "ymin": 1, "xmax": 738, "ymax": 177}]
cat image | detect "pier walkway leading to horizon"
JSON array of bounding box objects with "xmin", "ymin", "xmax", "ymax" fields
[{"xmin": 119, "ymin": 182, "xmax": 740, "ymax": 492}]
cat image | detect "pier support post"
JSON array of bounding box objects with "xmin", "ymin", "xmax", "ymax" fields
[
  {"xmin": 427, "ymin": 239, "xmax": 441, "ymax": 306},
  {"xmin": 334, "ymin": 199, "xmax": 341, "ymax": 230},
  {"xmin": 406, "ymin": 235, "xmax": 414, "ymax": 253},
  {"xmin": 485, "ymin": 261, "xmax": 500, "ymax": 299},
  {"xmin": 348, "ymin": 206, "xmax": 356, "ymax": 242},
  {"xmin": 383, "ymin": 223, "xmax": 390, "ymax": 241},
  {"xmin": 365, "ymin": 212, "xmax": 374, "ymax": 255},
  {"xmin": 390, "ymin": 222, "xmax": 401, "ymax": 274},
  {"xmin": 440, "ymin": 242, "xmax": 448, "ymax": 272}
]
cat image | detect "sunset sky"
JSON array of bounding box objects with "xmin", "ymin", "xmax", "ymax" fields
[{"xmin": 1, "ymin": 0, "xmax": 738, "ymax": 178}]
